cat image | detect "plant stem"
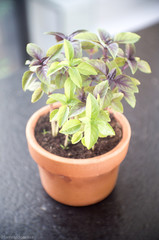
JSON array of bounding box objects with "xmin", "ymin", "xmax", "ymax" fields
[
  {"xmin": 51, "ymin": 120, "xmax": 57, "ymax": 137},
  {"xmin": 55, "ymin": 123, "xmax": 59, "ymax": 136},
  {"xmin": 64, "ymin": 135, "xmax": 69, "ymax": 147},
  {"xmin": 50, "ymin": 104, "xmax": 58, "ymax": 137},
  {"xmin": 103, "ymin": 47, "xmax": 108, "ymax": 62},
  {"xmin": 121, "ymin": 62, "xmax": 128, "ymax": 72}
]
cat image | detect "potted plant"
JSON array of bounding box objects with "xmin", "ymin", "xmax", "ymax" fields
[{"xmin": 22, "ymin": 29, "xmax": 151, "ymax": 206}]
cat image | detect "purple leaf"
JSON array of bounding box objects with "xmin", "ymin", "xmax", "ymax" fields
[
  {"xmin": 69, "ymin": 102, "xmax": 86, "ymax": 117},
  {"xmin": 93, "ymin": 80, "xmax": 108, "ymax": 98},
  {"xmin": 127, "ymin": 59, "xmax": 138, "ymax": 74},
  {"xmin": 41, "ymin": 57, "xmax": 49, "ymax": 63},
  {"xmin": 36, "ymin": 65, "xmax": 49, "ymax": 84},
  {"xmin": 107, "ymin": 42, "xmax": 118, "ymax": 58},
  {"xmin": 26, "ymin": 43, "xmax": 44, "ymax": 60},
  {"xmin": 46, "ymin": 32, "xmax": 66, "ymax": 42},
  {"xmin": 46, "ymin": 30, "xmax": 87, "ymax": 42},
  {"xmin": 125, "ymin": 44, "xmax": 135, "ymax": 58},
  {"xmin": 122, "ymin": 91, "xmax": 136, "ymax": 108},
  {"xmin": 117, "ymin": 48, "xmax": 125, "ymax": 57},
  {"xmin": 114, "ymin": 75, "xmax": 137, "ymax": 93},
  {"xmin": 77, "ymin": 89, "xmax": 86, "ymax": 102},
  {"xmin": 30, "ymin": 60, "xmax": 41, "ymax": 67},
  {"xmin": 98, "ymin": 29, "xmax": 111, "ymax": 44},
  {"xmin": 89, "ymin": 60, "xmax": 108, "ymax": 76},
  {"xmin": 72, "ymin": 41, "xmax": 82, "ymax": 58},
  {"xmin": 108, "ymin": 68, "xmax": 116, "ymax": 81},
  {"xmin": 70, "ymin": 29, "xmax": 87, "ymax": 38}
]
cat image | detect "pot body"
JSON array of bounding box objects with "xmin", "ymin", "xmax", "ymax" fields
[
  {"xmin": 38, "ymin": 165, "xmax": 119, "ymax": 206},
  {"xmin": 26, "ymin": 104, "xmax": 131, "ymax": 206}
]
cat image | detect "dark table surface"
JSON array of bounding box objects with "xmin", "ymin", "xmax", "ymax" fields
[{"xmin": 0, "ymin": 24, "xmax": 159, "ymax": 240}]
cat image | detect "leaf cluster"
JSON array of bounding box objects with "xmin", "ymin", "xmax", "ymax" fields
[{"xmin": 22, "ymin": 29, "xmax": 151, "ymax": 150}]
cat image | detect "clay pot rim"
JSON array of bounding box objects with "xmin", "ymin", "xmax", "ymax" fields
[{"xmin": 26, "ymin": 103, "xmax": 131, "ymax": 166}]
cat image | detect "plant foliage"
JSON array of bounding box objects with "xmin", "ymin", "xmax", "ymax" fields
[{"xmin": 22, "ymin": 28, "xmax": 151, "ymax": 150}]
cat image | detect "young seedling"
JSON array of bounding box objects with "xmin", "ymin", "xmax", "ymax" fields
[
  {"xmin": 60, "ymin": 144, "xmax": 69, "ymax": 150},
  {"xmin": 22, "ymin": 29, "xmax": 151, "ymax": 150},
  {"xmin": 42, "ymin": 129, "xmax": 50, "ymax": 135}
]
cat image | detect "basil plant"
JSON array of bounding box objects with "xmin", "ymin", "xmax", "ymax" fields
[{"xmin": 22, "ymin": 29, "xmax": 151, "ymax": 150}]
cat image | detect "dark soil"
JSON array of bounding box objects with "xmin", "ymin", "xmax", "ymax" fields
[{"xmin": 34, "ymin": 113, "xmax": 122, "ymax": 159}]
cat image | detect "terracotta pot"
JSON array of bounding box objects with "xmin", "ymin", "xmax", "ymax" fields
[{"xmin": 26, "ymin": 103, "xmax": 131, "ymax": 206}]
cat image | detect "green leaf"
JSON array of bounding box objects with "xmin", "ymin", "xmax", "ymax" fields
[
  {"xmin": 112, "ymin": 92, "xmax": 124, "ymax": 101},
  {"xmin": 71, "ymin": 131, "xmax": 83, "ymax": 144},
  {"xmin": 25, "ymin": 60, "xmax": 31, "ymax": 65},
  {"xmin": 64, "ymin": 77, "xmax": 76, "ymax": 99},
  {"xmin": 50, "ymin": 109, "xmax": 59, "ymax": 121},
  {"xmin": 69, "ymin": 67, "xmax": 82, "ymax": 88},
  {"xmin": 98, "ymin": 110, "xmax": 110, "ymax": 122},
  {"xmin": 64, "ymin": 39, "xmax": 74, "ymax": 61},
  {"xmin": 57, "ymin": 105, "xmax": 69, "ymax": 127},
  {"xmin": 55, "ymin": 73, "xmax": 66, "ymax": 88},
  {"xmin": 130, "ymin": 77, "xmax": 141, "ymax": 86},
  {"xmin": 60, "ymin": 119, "xmax": 81, "ymax": 134},
  {"xmin": 74, "ymin": 32, "xmax": 99, "ymax": 42},
  {"xmin": 41, "ymin": 82, "xmax": 56, "ymax": 94},
  {"xmin": 31, "ymin": 87, "xmax": 44, "ymax": 103},
  {"xmin": 84, "ymin": 121, "xmax": 99, "ymax": 150},
  {"xmin": 81, "ymin": 41, "xmax": 95, "ymax": 49},
  {"xmin": 97, "ymin": 120, "xmax": 115, "ymax": 137},
  {"xmin": 81, "ymin": 137, "xmax": 86, "ymax": 147},
  {"xmin": 77, "ymin": 62, "xmax": 97, "ymax": 75},
  {"xmin": 111, "ymin": 93, "xmax": 124, "ymax": 113},
  {"xmin": 79, "ymin": 116, "xmax": 90, "ymax": 124},
  {"xmin": 82, "ymin": 78, "xmax": 92, "ymax": 87},
  {"xmin": 115, "ymin": 57, "xmax": 125, "ymax": 67},
  {"xmin": 22, "ymin": 70, "xmax": 34, "ymax": 91},
  {"xmin": 46, "ymin": 93, "xmax": 67, "ymax": 104},
  {"xmin": 41, "ymin": 82, "xmax": 49, "ymax": 93},
  {"xmin": 71, "ymin": 58, "xmax": 82, "ymax": 66},
  {"xmin": 85, "ymin": 45, "xmax": 99, "ymax": 55},
  {"xmin": 137, "ymin": 60, "xmax": 151, "ymax": 73},
  {"xmin": 67, "ymin": 98, "xmax": 80, "ymax": 106},
  {"xmin": 102, "ymin": 90, "xmax": 113, "ymax": 108},
  {"xmin": 111, "ymin": 100, "xmax": 123, "ymax": 113},
  {"xmin": 93, "ymin": 80, "xmax": 109, "ymax": 98},
  {"xmin": 84, "ymin": 86, "xmax": 94, "ymax": 94},
  {"xmin": 46, "ymin": 43, "xmax": 63, "ymax": 57},
  {"xmin": 27, "ymin": 79, "xmax": 41, "ymax": 91},
  {"xmin": 86, "ymin": 93, "xmax": 99, "ymax": 119},
  {"xmin": 47, "ymin": 62, "xmax": 65, "ymax": 76},
  {"xmin": 114, "ymin": 32, "xmax": 141, "ymax": 44}
]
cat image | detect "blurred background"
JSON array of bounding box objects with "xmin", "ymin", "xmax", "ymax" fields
[{"xmin": 0, "ymin": 0, "xmax": 159, "ymax": 80}]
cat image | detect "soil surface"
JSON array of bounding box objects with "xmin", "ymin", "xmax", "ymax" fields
[{"xmin": 34, "ymin": 113, "xmax": 122, "ymax": 159}]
